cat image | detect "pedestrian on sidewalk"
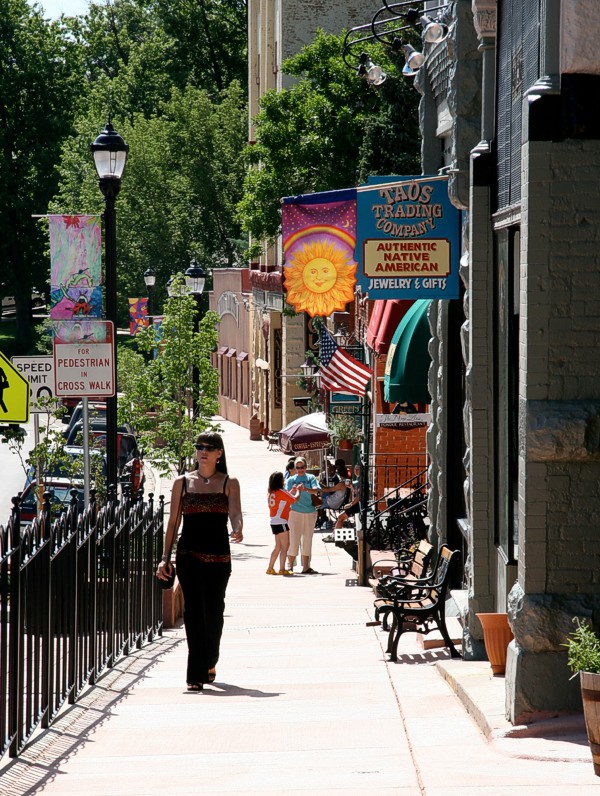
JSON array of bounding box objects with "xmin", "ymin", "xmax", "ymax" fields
[
  {"xmin": 285, "ymin": 456, "xmax": 319, "ymax": 574},
  {"xmin": 285, "ymin": 458, "xmax": 296, "ymax": 480},
  {"xmin": 156, "ymin": 432, "xmax": 243, "ymax": 691},
  {"xmin": 334, "ymin": 463, "xmax": 361, "ymax": 530},
  {"xmin": 266, "ymin": 471, "xmax": 301, "ymax": 575}
]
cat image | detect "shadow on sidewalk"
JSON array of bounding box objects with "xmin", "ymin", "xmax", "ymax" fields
[
  {"xmin": 193, "ymin": 683, "xmax": 282, "ymax": 698},
  {"xmin": 0, "ymin": 634, "xmax": 183, "ymax": 796}
]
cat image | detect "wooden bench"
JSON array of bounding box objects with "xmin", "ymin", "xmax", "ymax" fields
[
  {"xmin": 370, "ymin": 538, "xmax": 433, "ymax": 588},
  {"xmin": 370, "ymin": 545, "xmax": 462, "ymax": 662}
]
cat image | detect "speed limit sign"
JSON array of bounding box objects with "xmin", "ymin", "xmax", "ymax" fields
[{"xmin": 11, "ymin": 356, "xmax": 56, "ymax": 413}]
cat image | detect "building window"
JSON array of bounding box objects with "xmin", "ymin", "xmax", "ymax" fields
[
  {"xmin": 494, "ymin": 228, "xmax": 520, "ymax": 564},
  {"xmin": 273, "ymin": 327, "xmax": 282, "ymax": 409}
]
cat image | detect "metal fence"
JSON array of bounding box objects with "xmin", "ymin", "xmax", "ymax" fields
[{"xmin": 0, "ymin": 486, "xmax": 164, "ymax": 759}]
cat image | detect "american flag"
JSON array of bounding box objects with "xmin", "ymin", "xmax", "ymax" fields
[{"xmin": 318, "ymin": 328, "xmax": 372, "ymax": 397}]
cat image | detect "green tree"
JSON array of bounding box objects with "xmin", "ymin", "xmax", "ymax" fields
[
  {"xmin": 53, "ymin": 80, "xmax": 248, "ymax": 326},
  {"xmin": 238, "ymin": 30, "xmax": 421, "ymax": 243},
  {"xmin": 117, "ymin": 276, "xmax": 220, "ymax": 475},
  {"xmin": 0, "ymin": 0, "xmax": 84, "ymax": 346}
]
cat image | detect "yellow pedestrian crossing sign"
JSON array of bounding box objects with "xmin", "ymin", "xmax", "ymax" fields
[{"xmin": 0, "ymin": 351, "xmax": 30, "ymax": 424}]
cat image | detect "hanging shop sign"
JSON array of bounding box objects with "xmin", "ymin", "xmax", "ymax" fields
[
  {"xmin": 376, "ymin": 413, "xmax": 432, "ymax": 429},
  {"xmin": 356, "ymin": 176, "xmax": 461, "ymax": 300}
]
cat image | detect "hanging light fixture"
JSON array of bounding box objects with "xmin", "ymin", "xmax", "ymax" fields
[
  {"xmin": 420, "ymin": 15, "xmax": 448, "ymax": 44},
  {"xmin": 402, "ymin": 44, "xmax": 425, "ymax": 77},
  {"xmin": 357, "ymin": 52, "xmax": 387, "ymax": 86}
]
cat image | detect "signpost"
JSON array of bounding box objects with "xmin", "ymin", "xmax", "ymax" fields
[
  {"xmin": 0, "ymin": 351, "xmax": 30, "ymax": 424},
  {"xmin": 11, "ymin": 356, "xmax": 56, "ymax": 413},
  {"xmin": 53, "ymin": 321, "xmax": 115, "ymax": 398}
]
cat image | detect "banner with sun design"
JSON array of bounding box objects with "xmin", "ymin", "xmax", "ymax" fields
[{"xmin": 282, "ymin": 188, "xmax": 357, "ymax": 318}]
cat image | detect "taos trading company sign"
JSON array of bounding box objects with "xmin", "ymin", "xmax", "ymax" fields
[{"xmin": 356, "ymin": 175, "xmax": 461, "ymax": 300}]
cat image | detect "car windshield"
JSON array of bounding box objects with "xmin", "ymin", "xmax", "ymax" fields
[{"xmin": 51, "ymin": 486, "xmax": 80, "ymax": 504}]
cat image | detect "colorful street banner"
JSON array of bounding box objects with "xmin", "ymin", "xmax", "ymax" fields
[
  {"xmin": 128, "ymin": 297, "xmax": 149, "ymax": 335},
  {"xmin": 281, "ymin": 189, "xmax": 357, "ymax": 318},
  {"xmin": 49, "ymin": 215, "xmax": 102, "ymax": 319},
  {"xmin": 356, "ymin": 176, "xmax": 461, "ymax": 300},
  {"xmin": 53, "ymin": 319, "xmax": 111, "ymax": 344}
]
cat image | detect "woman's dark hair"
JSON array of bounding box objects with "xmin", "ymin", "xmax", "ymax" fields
[
  {"xmin": 269, "ymin": 471, "xmax": 285, "ymax": 492},
  {"xmin": 192, "ymin": 432, "xmax": 227, "ymax": 473},
  {"xmin": 334, "ymin": 459, "xmax": 349, "ymax": 478}
]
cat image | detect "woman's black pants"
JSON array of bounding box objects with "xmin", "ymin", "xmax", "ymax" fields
[{"xmin": 176, "ymin": 554, "xmax": 231, "ymax": 684}]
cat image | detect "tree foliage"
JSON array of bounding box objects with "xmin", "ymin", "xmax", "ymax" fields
[
  {"xmin": 51, "ymin": 0, "xmax": 249, "ymax": 325},
  {"xmin": 237, "ymin": 30, "xmax": 421, "ymax": 243},
  {"xmin": 117, "ymin": 277, "xmax": 220, "ymax": 475},
  {"xmin": 0, "ymin": 0, "xmax": 85, "ymax": 345}
]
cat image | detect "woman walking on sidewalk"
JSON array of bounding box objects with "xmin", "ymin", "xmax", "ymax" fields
[
  {"xmin": 156, "ymin": 432, "xmax": 243, "ymax": 691},
  {"xmin": 285, "ymin": 456, "xmax": 319, "ymax": 574},
  {"xmin": 266, "ymin": 471, "xmax": 301, "ymax": 575}
]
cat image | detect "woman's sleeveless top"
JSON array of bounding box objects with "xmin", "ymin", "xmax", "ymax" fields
[{"xmin": 177, "ymin": 474, "xmax": 231, "ymax": 564}]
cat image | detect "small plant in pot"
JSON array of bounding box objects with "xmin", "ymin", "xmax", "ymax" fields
[
  {"xmin": 566, "ymin": 618, "xmax": 600, "ymax": 776},
  {"xmin": 329, "ymin": 414, "xmax": 363, "ymax": 450}
]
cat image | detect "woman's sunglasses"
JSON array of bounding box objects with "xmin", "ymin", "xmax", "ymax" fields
[
  {"xmin": 195, "ymin": 444, "xmax": 218, "ymax": 452},
  {"xmin": 295, "ymin": 464, "xmax": 306, "ymax": 469}
]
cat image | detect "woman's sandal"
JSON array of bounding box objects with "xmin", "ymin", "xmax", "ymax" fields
[
  {"xmin": 187, "ymin": 682, "xmax": 203, "ymax": 692},
  {"xmin": 208, "ymin": 669, "xmax": 216, "ymax": 683}
]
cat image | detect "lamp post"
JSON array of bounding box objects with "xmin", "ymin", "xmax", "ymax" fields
[
  {"xmin": 144, "ymin": 267, "xmax": 156, "ymax": 318},
  {"xmin": 185, "ymin": 258, "xmax": 206, "ymax": 418},
  {"xmin": 301, "ymin": 356, "xmax": 317, "ymax": 394},
  {"xmin": 91, "ymin": 120, "xmax": 129, "ymax": 492}
]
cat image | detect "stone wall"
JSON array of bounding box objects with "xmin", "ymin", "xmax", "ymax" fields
[
  {"xmin": 279, "ymin": 0, "xmax": 366, "ymax": 90},
  {"xmin": 506, "ymin": 135, "xmax": 600, "ymax": 722}
]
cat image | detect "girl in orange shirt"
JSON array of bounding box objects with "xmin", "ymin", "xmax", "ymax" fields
[{"xmin": 267, "ymin": 471, "xmax": 301, "ymax": 575}]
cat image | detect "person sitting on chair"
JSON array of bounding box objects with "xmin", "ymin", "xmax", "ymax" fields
[
  {"xmin": 321, "ymin": 459, "xmax": 349, "ymax": 508},
  {"xmin": 334, "ymin": 464, "xmax": 361, "ymax": 530}
]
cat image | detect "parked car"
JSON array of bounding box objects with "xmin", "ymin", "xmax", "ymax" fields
[
  {"xmin": 19, "ymin": 478, "xmax": 84, "ymax": 524},
  {"xmin": 63, "ymin": 427, "xmax": 144, "ymax": 497},
  {"xmin": 62, "ymin": 401, "xmax": 107, "ymax": 436},
  {"xmin": 64, "ymin": 419, "xmax": 134, "ymax": 447},
  {"xmin": 1, "ymin": 289, "xmax": 46, "ymax": 316}
]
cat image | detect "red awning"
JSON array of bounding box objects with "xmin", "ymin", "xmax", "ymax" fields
[
  {"xmin": 366, "ymin": 300, "xmax": 387, "ymax": 350},
  {"xmin": 371, "ymin": 300, "xmax": 414, "ymax": 355}
]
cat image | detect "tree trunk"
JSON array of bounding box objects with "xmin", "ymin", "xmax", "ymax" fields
[{"xmin": 15, "ymin": 296, "xmax": 32, "ymax": 353}]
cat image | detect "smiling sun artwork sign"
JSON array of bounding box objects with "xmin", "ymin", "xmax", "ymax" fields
[{"xmin": 281, "ymin": 189, "xmax": 357, "ymax": 318}]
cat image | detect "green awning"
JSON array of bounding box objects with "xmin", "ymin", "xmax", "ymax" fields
[{"xmin": 384, "ymin": 300, "xmax": 432, "ymax": 405}]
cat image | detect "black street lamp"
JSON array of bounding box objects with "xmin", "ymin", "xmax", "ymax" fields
[
  {"xmin": 185, "ymin": 258, "xmax": 206, "ymax": 418},
  {"xmin": 144, "ymin": 267, "xmax": 156, "ymax": 318},
  {"xmin": 91, "ymin": 120, "xmax": 129, "ymax": 492}
]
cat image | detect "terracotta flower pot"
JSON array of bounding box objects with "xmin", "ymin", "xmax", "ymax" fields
[
  {"xmin": 580, "ymin": 671, "xmax": 600, "ymax": 776},
  {"xmin": 337, "ymin": 439, "xmax": 354, "ymax": 450},
  {"xmin": 476, "ymin": 612, "xmax": 514, "ymax": 676}
]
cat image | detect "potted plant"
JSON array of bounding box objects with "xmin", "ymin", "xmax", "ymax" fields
[
  {"xmin": 566, "ymin": 618, "xmax": 600, "ymax": 776},
  {"xmin": 329, "ymin": 414, "xmax": 363, "ymax": 450}
]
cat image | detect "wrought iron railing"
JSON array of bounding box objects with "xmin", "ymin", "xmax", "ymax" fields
[
  {"xmin": 0, "ymin": 486, "xmax": 164, "ymax": 759},
  {"xmin": 365, "ymin": 468, "xmax": 430, "ymax": 551}
]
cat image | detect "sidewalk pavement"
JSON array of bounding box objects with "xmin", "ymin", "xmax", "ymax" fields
[{"xmin": 0, "ymin": 418, "xmax": 596, "ymax": 795}]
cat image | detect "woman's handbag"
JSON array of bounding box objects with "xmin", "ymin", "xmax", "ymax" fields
[{"xmin": 158, "ymin": 563, "xmax": 176, "ymax": 590}]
